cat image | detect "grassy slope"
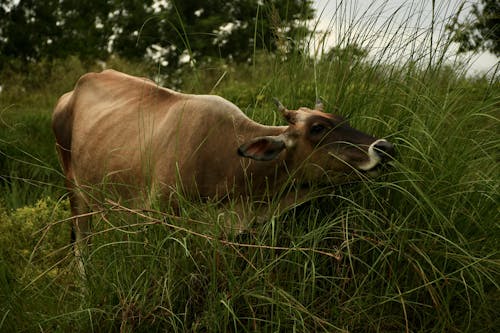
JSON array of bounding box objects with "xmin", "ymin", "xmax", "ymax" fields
[
  {"xmin": 1, "ymin": 19, "xmax": 499, "ymax": 333},
  {"xmin": 1, "ymin": 54, "xmax": 498, "ymax": 332}
]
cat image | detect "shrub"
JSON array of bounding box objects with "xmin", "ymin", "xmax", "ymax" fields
[{"xmin": 0, "ymin": 197, "xmax": 71, "ymax": 273}]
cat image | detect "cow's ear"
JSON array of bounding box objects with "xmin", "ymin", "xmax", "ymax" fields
[{"xmin": 238, "ymin": 136, "xmax": 286, "ymax": 161}]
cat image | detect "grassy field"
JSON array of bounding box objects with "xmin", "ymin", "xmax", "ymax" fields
[{"xmin": 1, "ymin": 5, "xmax": 499, "ymax": 332}]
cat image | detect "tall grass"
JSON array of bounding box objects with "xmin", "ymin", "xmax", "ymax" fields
[{"xmin": 1, "ymin": 0, "xmax": 499, "ymax": 331}]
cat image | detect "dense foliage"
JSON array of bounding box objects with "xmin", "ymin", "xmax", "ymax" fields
[
  {"xmin": 0, "ymin": 0, "xmax": 314, "ymax": 70},
  {"xmin": 447, "ymin": 0, "xmax": 500, "ymax": 56}
]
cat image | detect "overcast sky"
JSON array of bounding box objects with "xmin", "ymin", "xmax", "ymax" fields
[{"xmin": 311, "ymin": 0, "xmax": 498, "ymax": 75}]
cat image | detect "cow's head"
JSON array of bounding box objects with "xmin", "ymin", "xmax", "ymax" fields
[{"xmin": 238, "ymin": 99, "xmax": 395, "ymax": 183}]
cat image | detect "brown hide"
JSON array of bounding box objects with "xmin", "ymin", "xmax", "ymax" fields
[{"xmin": 53, "ymin": 70, "xmax": 289, "ymax": 203}]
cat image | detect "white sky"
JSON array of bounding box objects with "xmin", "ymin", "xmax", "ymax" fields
[{"xmin": 311, "ymin": 0, "xmax": 498, "ymax": 75}]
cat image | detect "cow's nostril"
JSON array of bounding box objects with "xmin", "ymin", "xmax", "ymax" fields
[{"xmin": 373, "ymin": 140, "xmax": 395, "ymax": 160}]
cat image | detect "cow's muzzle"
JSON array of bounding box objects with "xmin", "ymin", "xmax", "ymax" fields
[{"xmin": 359, "ymin": 139, "xmax": 396, "ymax": 172}]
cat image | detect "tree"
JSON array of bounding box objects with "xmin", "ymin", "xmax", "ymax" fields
[
  {"xmin": 0, "ymin": 0, "xmax": 113, "ymax": 67},
  {"xmin": 447, "ymin": 0, "xmax": 500, "ymax": 56},
  {"xmin": 325, "ymin": 44, "xmax": 369, "ymax": 62},
  {"xmin": 114, "ymin": 0, "xmax": 315, "ymax": 66},
  {"xmin": 0, "ymin": 0, "xmax": 315, "ymax": 70},
  {"xmin": 0, "ymin": 0, "xmax": 61, "ymax": 63}
]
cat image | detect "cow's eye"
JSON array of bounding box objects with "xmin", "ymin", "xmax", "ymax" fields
[{"xmin": 310, "ymin": 123, "xmax": 327, "ymax": 135}]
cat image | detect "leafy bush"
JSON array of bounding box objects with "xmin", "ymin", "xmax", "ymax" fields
[
  {"xmin": 0, "ymin": 197, "xmax": 74, "ymax": 332},
  {"xmin": 0, "ymin": 197, "xmax": 71, "ymax": 271}
]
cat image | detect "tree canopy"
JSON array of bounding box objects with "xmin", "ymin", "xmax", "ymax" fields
[
  {"xmin": 447, "ymin": 0, "xmax": 500, "ymax": 56},
  {"xmin": 0, "ymin": 0, "xmax": 315, "ymax": 70}
]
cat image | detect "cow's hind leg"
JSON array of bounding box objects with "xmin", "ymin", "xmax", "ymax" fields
[{"xmin": 69, "ymin": 187, "xmax": 91, "ymax": 278}]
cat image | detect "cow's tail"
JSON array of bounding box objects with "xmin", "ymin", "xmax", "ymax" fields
[
  {"xmin": 52, "ymin": 92, "xmax": 74, "ymax": 179},
  {"xmin": 52, "ymin": 92, "xmax": 76, "ymax": 243}
]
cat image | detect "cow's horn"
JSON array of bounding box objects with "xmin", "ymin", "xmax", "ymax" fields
[
  {"xmin": 273, "ymin": 98, "xmax": 296, "ymax": 124},
  {"xmin": 272, "ymin": 98, "xmax": 286, "ymax": 113}
]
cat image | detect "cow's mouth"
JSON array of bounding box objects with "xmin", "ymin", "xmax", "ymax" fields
[{"xmin": 360, "ymin": 160, "xmax": 395, "ymax": 176}]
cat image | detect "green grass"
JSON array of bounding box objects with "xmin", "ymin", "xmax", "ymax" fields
[{"xmin": 1, "ymin": 1, "xmax": 499, "ymax": 331}]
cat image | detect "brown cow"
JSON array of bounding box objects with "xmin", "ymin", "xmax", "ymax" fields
[{"xmin": 52, "ymin": 69, "xmax": 394, "ymax": 251}]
